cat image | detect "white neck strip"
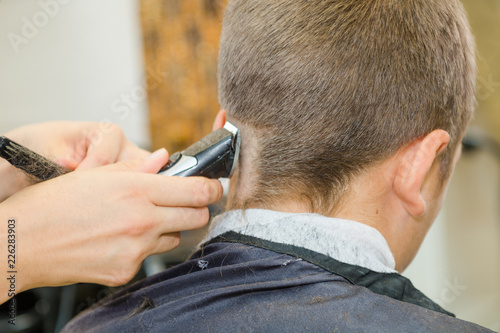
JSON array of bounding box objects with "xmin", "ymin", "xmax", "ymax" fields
[{"xmin": 202, "ymin": 209, "xmax": 396, "ymax": 274}]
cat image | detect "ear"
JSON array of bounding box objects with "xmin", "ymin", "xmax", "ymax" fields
[
  {"xmin": 212, "ymin": 110, "xmax": 227, "ymax": 131},
  {"xmin": 394, "ymin": 130, "xmax": 450, "ymax": 217}
]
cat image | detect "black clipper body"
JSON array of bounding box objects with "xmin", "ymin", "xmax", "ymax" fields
[{"xmin": 157, "ymin": 122, "xmax": 240, "ymax": 179}]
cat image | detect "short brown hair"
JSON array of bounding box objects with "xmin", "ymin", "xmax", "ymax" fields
[{"xmin": 218, "ymin": 0, "xmax": 476, "ymax": 213}]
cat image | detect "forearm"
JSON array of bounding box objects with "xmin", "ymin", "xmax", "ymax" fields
[{"xmin": 0, "ymin": 160, "xmax": 32, "ymax": 203}]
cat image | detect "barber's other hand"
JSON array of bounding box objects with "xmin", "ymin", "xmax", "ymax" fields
[
  {"xmin": 4, "ymin": 121, "xmax": 149, "ymax": 170},
  {"xmin": 1, "ymin": 121, "xmax": 149, "ymax": 201},
  {"xmin": 0, "ymin": 149, "xmax": 223, "ymax": 298}
]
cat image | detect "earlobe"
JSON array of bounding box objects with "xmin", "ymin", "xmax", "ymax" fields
[
  {"xmin": 394, "ymin": 130, "xmax": 450, "ymax": 217},
  {"xmin": 212, "ymin": 110, "xmax": 227, "ymax": 131}
]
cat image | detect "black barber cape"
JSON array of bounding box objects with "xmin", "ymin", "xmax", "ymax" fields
[{"xmin": 63, "ymin": 235, "xmax": 492, "ymax": 332}]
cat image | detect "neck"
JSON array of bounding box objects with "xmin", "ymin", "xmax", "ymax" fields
[
  {"xmin": 227, "ymin": 156, "xmax": 418, "ymax": 273},
  {"xmin": 225, "ymin": 117, "xmax": 429, "ymax": 273}
]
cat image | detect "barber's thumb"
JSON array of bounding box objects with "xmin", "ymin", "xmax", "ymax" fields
[{"xmin": 105, "ymin": 148, "xmax": 169, "ymax": 174}]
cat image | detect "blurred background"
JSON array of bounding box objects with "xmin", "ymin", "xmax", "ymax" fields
[{"xmin": 0, "ymin": 0, "xmax": 498, "ymax": 331}]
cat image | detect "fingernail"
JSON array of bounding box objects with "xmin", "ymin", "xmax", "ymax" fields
[{"xmin": 147, "ymin": 148, "xmax": 167, "ymax": 160}]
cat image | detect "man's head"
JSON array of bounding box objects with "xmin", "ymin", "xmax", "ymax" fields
[
  {"xmin": 218, "ymin": 0, "xmax": 476, "ymax": 211},
  {"xmin": 215, "ymin": 0, "xmax": 476, "ymax": 270}
]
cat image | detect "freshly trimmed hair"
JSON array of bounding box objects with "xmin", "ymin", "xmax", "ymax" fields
[{"xmin": 218, "ymin": 0, "xmax": 476, "ymax": 213}]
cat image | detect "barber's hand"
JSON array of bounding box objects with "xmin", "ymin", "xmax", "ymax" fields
[
  {"xmin": 1, "ymin": 121, "xmax": 149, "ymax": 201},
  {"xmin": 0, "ymin": 149, "xmax": 223, "ymax": 300},
  {"xmin": 4, "ymin": 121, "xmax": 149, "ymax": 169}
]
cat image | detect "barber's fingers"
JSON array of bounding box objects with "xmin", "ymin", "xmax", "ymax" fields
[
  {"xmin": 76, "ymin": 126, "xmax": 123, "ymax": 170},
  {"xmin": 146, "ymin": 176, "xmax": 223, "ymax": 207},
  {"xmin": 54, "ymin": 155, "xmax": 80, "ymax": 171},
  {"xmin": 99, "ymin": 148, "xmax": 170, "ymax": 174},
  {"xmin": 97, "ymin": 153, "xmax": 222, "ymax": 206},
  {"xmin": 134, "ymin": 148, "xmax": 170, "ymax": 173},
  {"xmin": 137, "ymin": 207, "xmax": 210, "ymax": 257},
  {"xmin": 86, "ymin": 152, "xmax": 222, "ymax": 206},
  {"xmin": 150, "ymin": 233, "xmax": 182, "ymax": 255},
  {"xmin": 117, "ymin": 141, "xmax": 151, "ymax": 161},
  {"xmin": 77, "ymin": 124, "xmax": 138, "ymax": 170},
  {"xmin": 151, "ymin": 206, "xmax": 210, "ymax": 235}
]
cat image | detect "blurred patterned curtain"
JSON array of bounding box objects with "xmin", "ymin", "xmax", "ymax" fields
[
  {"xmin": 140, "ymin": 0, "xmax": 228, "ymax": 152},
  {"xmin": 140, "ymin": 0, "xmax": 500, "ymax": 149}
]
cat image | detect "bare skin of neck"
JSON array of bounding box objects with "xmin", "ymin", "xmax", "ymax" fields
[{"xmin": 220, "ymin": 113, "xmax": 455, "ymax": 273}]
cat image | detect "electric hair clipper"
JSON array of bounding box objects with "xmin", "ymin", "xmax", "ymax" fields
[{"xmin": 157, "ymin": 122, "xmax": 240, "ymax": 179}]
